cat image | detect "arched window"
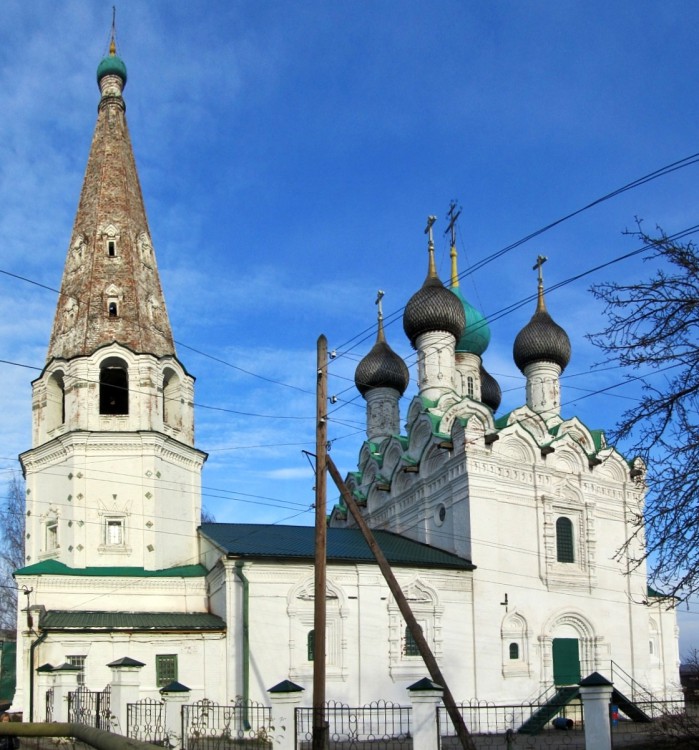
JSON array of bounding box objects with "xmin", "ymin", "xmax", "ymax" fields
[
  {"xmin": 163, "ymin": 368, "xmax": 182, "ymax": 429},
  {"xmin": 100, "ymin": 359, "xmax": 129, "ymax": 415},
  {"xmin": 467, "ymin": 376, "xmax": 474, "ymax": 398},
  {"xmin": 307, "ymin": 630, "xmax": 315, "ymax": 662},
  {"xmin": 556, "ymin": 517, "xmax": 575, "ymax": 563},
  {"xmin": 509, "ymin": 642, "xmax": 519, "ymax": 660},
  {"xmin": 46, "ymin": 371, "xmax": 66, "ymax": 430},
  {"xmin": 403, "ymin": 626, "xmax": 420, "ymax": 656},
  {"xmin": 108, "ymin": 301, "xmax": 118, "ymax": 317}
]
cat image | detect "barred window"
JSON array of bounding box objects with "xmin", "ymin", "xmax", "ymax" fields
[
  {"xmin": 156, "ymin": 654, "xmax": 178, "ymax": 687},
  {"xmin": 556, "ymin": 517, "xmax": 575, "ymax": 563},
  {"xmin": 403, "ymin": 626, "xmax": 420, "ymax": 657}
]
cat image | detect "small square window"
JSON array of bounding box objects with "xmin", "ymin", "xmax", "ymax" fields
[{"xmin": 156, "ymin": 654, "xmax": 178, "ymax": 687}]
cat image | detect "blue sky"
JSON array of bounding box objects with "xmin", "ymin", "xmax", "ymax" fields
[{"xmin": 1, "ymin": 1, "xmax": 699, "ymax": 651}]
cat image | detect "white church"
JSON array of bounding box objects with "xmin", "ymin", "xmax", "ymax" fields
[{"xmin": 11, "ymin": 40, "xmax": 679, "ymax": 720}]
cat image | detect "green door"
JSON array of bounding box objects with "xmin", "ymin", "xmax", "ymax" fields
[{"xmin": 552, "ymin": 638, "xmax": 580, "ymax": 685}]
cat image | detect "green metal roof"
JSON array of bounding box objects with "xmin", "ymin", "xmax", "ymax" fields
[
  {"xmin": 200, "ymin": 523, "xmax": 474, "ymax": 570},
  {"xmin": 40, "ymin": 611, "xmax": 225, "ymax": 632},
  {"xmin": 15, "ymin": 560, "xmax": 208, "ymax": 578}
]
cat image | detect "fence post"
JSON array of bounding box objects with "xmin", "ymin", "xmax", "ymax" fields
[
  {"xmin": 268, "ymin": 680, "xmax": 304, "ymax": 750},
  {"xmin": 408, "ymin": 678, "xmax": 443, "ymax": 750},
  {"xmin": 49, "ymin": 663, "xmax": 81, "ymax": 722},
  {"xmin": 160, "ymin": 681, "xmax": 191, "ymax": 749},
  {"xmin": 36, "ymin": 663, "xmax": 55, "ymax": 721},
  {"xmin": 107, "ymin": 657, "xmax": 145, "ymax": 734},
  {"xmin": 579, "ymin": 672, "xmax": 614, "ymax": 750}
]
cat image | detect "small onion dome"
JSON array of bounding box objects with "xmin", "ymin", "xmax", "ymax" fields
[
  {"xmin": 451, "ymin": 286, "xmax": 491, "ymax": 355},
  {"xmin": 513, "ymin": 288, "xmax": 571, "ymax": 373},
  {"xmin": 480, "ymin": 364, "xmax": 502, "ymax": 412},
  {"xmin": 403, "ymin": 232, "xmax": 464, "ymax": 347},
  {"xmin": 356, "ymin": 298, "xmax": 409, "ymax": 397},
  {"xmin": 97, "ymin": 38, "xmax": 128, "ymax": 87}
]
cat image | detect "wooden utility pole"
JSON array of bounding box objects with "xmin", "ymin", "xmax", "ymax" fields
[
  {"xmin": 313, "ymin": 335, "xmax": 329, "ymax": 750},
  {"xmin": 326, "ymin": 456, "xmax": 477, "ymax": 750}
]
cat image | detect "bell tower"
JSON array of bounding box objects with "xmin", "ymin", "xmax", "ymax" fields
[{"xmin": 20, "ymin": 38, "xmax": 206, "ymax": 572}]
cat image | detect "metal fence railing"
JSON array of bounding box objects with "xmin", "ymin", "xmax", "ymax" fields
[{"xmin": 296, "ymin": 701, "xmax": 412, "ymax": 749}]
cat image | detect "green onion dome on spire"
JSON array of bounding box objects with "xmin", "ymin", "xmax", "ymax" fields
[
  {"xmin": 403, "ymin": 219, "xmax": 465, "ymax": 348},
  {"xmin": 356, "ymin": 293, "xmax": 410, "ymax": 397},
  {"xmin": 513, "ymin": 267, "xmax": 571, "ymax": 372},
  {"xmin": 449, "ymin": 245, "xmax": 491, "ymax": 355},
  {"xmin": 97, "ymin": 38, "xmax": 127, "ymax": 87}
]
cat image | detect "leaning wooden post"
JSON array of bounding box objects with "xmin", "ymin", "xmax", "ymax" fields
[{"xmin": 326, "ymin": 456, "xmax": 476, "ymax": 750}]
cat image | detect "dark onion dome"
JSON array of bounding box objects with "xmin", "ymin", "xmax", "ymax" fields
[
  {"xmin": 480, "ymin": 364, "xmax": 502, "ymax": 412},
  {"xmin": 97, "ymin": 38, "xmax": 128, "ymax": 87},
  {"xmin": 356, "ymin": 300, "xmax": 410, "ymax": 397},
  {"xmin": 513, "ymin": 285, "xmax": 571, "ymax": 373},
  {"xmin": 403, "ymin": 235, "xmax": 465, "ymax": 348}
]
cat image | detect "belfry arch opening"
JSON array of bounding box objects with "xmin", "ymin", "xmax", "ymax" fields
[
  {"xmin": 46, "ymin": 371, "xmax": 66, "ymax": 430},
  {"xmin": 163, "ymin": 367, "xmax": 182, "ymax": 429},
  {"xmin": 100, "ymin": 357, "xmax": 129, "ymax": 415}
]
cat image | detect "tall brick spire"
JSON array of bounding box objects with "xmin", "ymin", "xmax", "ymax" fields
[{"xmin": 47, "ymin": 41, "xmax": 175, "ymax": 361}]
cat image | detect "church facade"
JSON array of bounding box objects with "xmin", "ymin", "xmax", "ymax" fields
[{"xmin": 11, "ymin": 44, "xmax": 678, "ymax": 718}]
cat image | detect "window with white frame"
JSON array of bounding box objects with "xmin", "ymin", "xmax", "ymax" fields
[
  {"xmin": 67, "ymin": 655, "xmax": 86, "ymax": 685},
  {"xmin": 105, "ymin": 518, "xmax": 125, "ymax": 546},
  {"xmin": 46, "ymin": 520, "xmax": 58, "ymax": 552}
]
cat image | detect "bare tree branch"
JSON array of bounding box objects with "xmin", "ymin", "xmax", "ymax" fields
[
  {"xmin": 589, "ymin": 224, "xmax": 699, "ymax": 601},
  {"xmin": 0, "ymin": 474, "xmax": 25, "ymax": 629}
]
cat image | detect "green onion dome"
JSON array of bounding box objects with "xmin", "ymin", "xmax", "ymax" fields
[
  {"xmin": 480, "ymin": 364, "xmax": 502, "ymax": 412},
  {"xmin": 97, "ymin": 39, "xmax": 127, "ymax": 87},
  {"xmin": 451, "ymin": 286, "xmax": 491, "ymax": 355}
]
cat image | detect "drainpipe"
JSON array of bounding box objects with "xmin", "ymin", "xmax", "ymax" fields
[
  {"xmin": 29, "ymin": 631, "xmax": 48, "ymax": 722},
  {"xmin": 234, "ymin": 561, "xmax": 250, "ymax": 728}
]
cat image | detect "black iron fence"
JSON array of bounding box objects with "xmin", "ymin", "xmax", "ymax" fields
[
  {"xmin": 182, "ymin": 697, "xmax": 273, "ymax": 750},
  {"xmin": 127, "ymin": 697, "xmax": 167, "ymax": 746},
  {"xmin": 45, "ymin": 687, "xmax": 54, "ymax": 722},
  {"xmin": 67, "ymin": 684, "xmax": 112, "ymax": 731},
  {"xmin": 296, "ymin": 700, "xmax": 412, "ymax": 749}
]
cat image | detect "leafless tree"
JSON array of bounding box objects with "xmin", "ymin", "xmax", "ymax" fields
[
  {"xmin": 589, "ymin": 225, "xmax": 699, "ymax": 602},
  {"xmin": 0, "ymin": 475, "xmax": 25, "ymax": 629}
]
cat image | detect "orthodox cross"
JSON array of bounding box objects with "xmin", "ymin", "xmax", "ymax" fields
[
  {"xmin": 532, "ymin": 254, "xmax": 548, "ymax": 285},
  {"xmin": 445, "ymin": 201, "xmax": 462, "ymax": 248},
  {"xmin": 424, "ymin": 215, "xmax": 437, "ymax": 244},
  {"xmin": 375, "ymin": 289, "xmax": 385, "ymax": 324}
]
